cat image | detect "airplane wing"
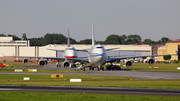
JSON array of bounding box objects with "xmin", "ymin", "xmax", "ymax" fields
[
  {"xmin": 47, "ymin": 48, "xmax": 89, "ymax": 52},
  {"xmin": 76, "ymin": 49, "xmax": 88, "ymax": 52},
  {"xmin": 106, "ymin": 54, "xmax": 176, "ymax": 62},
  {"xmin": 106, "ymin": 48, "xmax": 120, "ymax": 51},
  {"xmin": 46, "ymin": 49, "xmax": 64, "ymax": 52},
  {"xmin": 8, "ymin": 55, "xmax": 89, "ymax": 62}
]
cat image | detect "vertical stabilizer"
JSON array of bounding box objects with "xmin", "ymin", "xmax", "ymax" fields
[
  {"xmin": 67, "ymin": 28, "xmax": 70, "ymax": 47},
  {"xmin": 92, "ymin": 23, "xmax": 95, "ymax": 46}
]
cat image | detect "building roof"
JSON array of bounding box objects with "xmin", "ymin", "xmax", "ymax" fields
[
  {"xmin": 167, "ymin": 41, "xmax": 180, "ymax": 43},
  {"xmin": 131, "ymin": 43, "xmax": 147, "ymax": 45},
  {"xmin": 154, "ymin": 44, "xmax": 165, "ymax": 48}
]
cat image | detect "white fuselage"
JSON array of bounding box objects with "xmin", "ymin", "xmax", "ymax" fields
[
  {"xmin": 87, "ymin": 44, "xmax": 107, "ymax": 65},
  {"xmin": 63, "ymin": 46, "xmax": 78, "ymax": 58}
]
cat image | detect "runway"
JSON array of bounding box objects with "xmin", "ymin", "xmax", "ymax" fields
[
  {"xmin": 0, "ymin": 85, "xmax": 180, "ymax": 96},
  {"xmin": 1, "ymin": 64, "xmax": 180, "ymax": 96}
]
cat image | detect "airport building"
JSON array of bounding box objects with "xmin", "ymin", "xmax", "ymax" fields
[
  {"xmin": 157, "ymin": 41, "xmax": 180, "ymax": 61},
  {"xmin": 0, "ymin": 37, "xmax": 29, "ymax": 47},
  {"xmin": 0, "ymin": 43, "xmax": 152, "ymax": 62}
]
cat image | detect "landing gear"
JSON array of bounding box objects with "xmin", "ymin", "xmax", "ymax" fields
[
  {"xmin": 98, "ymin": 65, "xmax": 104, "ymax": 71},
  {"xmin": 56, "ymin": 62, "xmax": 61, "ymax": 68},
  {"xmin": 83, "ymin": 67, "xmax": 85, "ymax": 71}
]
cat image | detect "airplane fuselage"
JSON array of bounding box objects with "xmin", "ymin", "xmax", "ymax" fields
[
  {"xmin": 87, "ymin": 44, "xmax": 107, "ymax": 65},
  {"xmin": 63, "ymin": 46, "xmax": 78, "ymax": 58}
]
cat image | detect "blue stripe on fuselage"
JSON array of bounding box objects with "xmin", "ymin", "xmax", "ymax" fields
[{"xmin": 90, "ymin": 53, "xmax": 105, "ymax": 57}]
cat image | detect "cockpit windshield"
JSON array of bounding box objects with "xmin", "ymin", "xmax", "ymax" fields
[{"xmin": 96, "ymin": 47, "xmax": 102, "ymax": 48}]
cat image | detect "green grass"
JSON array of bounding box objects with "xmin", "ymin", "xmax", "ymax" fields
[
  {"xmin": 113, "ymin": 63, "xmax": 180, "ymax": 72},
  {"xmin": 0, "ymin": 74, "xmax": 180, "ymax": 89},
  {"xmin": 0, "ymin": 92, "xmax": 180, "ymax": 101}
]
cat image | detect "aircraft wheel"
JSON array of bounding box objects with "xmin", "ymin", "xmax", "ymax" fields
[{"xmin": 83, "ymin": 67, "xmax": 85, "ymax": 71}]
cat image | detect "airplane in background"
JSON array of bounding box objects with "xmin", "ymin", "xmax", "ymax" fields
[
  {"xmin": 5, "ymin": 23, "xmax": 174, "ymax": 71},
  {"xmin": 24, "ymin": 29, "xmax": 86, "ymax": 67},
  {"xmin": 46, "ymin": 29, "xmax": 80, "ymax": 67}
]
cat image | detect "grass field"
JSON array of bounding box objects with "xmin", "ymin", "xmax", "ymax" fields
[
  {"xmin": 0, "ymin": 92, "xmax": 180, "ymax": 101},
  {"xmin": 0, "ymin": 74, "xmax": 180, "ymax": 89},
  {"xmin": 114, "ymin": 62, "xmax": 180, "ymax": 72}
]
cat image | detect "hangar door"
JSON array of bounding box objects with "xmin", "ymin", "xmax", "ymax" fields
[{"xmin": 178, "ymin": 45, "xmax": 180, "ymax": 60}]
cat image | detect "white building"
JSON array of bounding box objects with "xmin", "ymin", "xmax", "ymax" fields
[{"xmin": 0, "ymin": 37, "xmax": 30, "ymax": 47}]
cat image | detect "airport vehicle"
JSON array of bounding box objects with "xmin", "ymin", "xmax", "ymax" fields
[
  {"xmin": 0, "ymin": 63, "xmax": 5, "ymax": 67},
  {"xmin": 7, "ymin": 23, "xmax": 174, "ymax": 71},
  {"xmin": 106, "ymin": 65, "xmax": 121, "ymax": 70}
]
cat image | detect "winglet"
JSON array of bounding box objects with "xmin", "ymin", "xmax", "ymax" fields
[
  {"xmin": 67, "ymin": 28, "xmax": 70, "ymax": 47},
  {"xmin": 92, "ymin": 23, "xmax": 95, "ymax": 46}
]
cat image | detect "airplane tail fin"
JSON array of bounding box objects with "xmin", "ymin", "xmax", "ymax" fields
[
  {"xmin": 67, "ymin": 28, "xmax": 70, "ymax": 47},
  {"xmin": 92, "ymin": 23, "xmax": 95, "ymax": 46}
]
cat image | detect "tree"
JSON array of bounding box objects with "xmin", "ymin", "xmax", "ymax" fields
[
  {"xmin": 143, "ymin": 39, "xmax": 152, "ymax": 45},
  {"xmin": 161, "ymin": 37, "xmax": 169, "ymax": 44},
  {"xmin": 43, "ymin": 33, "xmax": 67, "ymax": 45},
  {"xmin": 22, "ymin": 33, "xmax": 27, "ymax": 40},
  {"xmin": 7, "ymin": 34, "xmax": 21, "ymax": 40},
  {"xmin": 104, "ymin": 34, "xmax": 121, "ymax": 44},
  {"xmin": 125, "ymin": 34, "xmax": 142, "ymax": 44},
  {"xmin": 78, "ymin": 39, "xmax": 92, "ymax": 44},
  {"xmin": 163, "ymin": 55, "xmax": 171, "ymax": 60},
  {"xmin": 0, "ymin": 33, "xmax": 6, "ymax": 37}
]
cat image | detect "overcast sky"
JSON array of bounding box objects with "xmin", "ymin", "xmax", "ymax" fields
[{"xmin": 0, "ymin": 0, "xmax": 180, "ymax": 41}]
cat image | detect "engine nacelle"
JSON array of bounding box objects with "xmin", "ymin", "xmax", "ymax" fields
[
  {"xmin": 39, "ymin": 60, "xmax": 46, "ymax": 66},
  {"xmin": 125, "ymin": 61, "xmax": 132, "ymax": 68},
  {"xmin": 148, "ymin": 58, "xmax": 155, "ymax": 65},
  {"xmin": 23, "ymin": 58, "xmax": 28, "ymax": 63},
  {"xmin": 63, "ymin": 62, "xmax": 70, "ymax": 68}
]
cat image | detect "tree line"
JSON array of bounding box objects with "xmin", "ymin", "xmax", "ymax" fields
[{"xmin": 0, "ymin": 33, "xmax": 170, "ymax": 46}]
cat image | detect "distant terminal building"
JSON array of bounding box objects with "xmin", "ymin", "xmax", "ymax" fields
[
  {"xmin": 0, "ymin": 37, "xmax": 30, "ymax": 47},
  {"xmin": 157, "ymin": 41, "xmax": 180, "ymax": 61}
]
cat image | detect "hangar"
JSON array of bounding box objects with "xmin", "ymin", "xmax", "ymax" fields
[{"xmin": 0, "ymin": 44, "xmax": 151, "ymax": 62}]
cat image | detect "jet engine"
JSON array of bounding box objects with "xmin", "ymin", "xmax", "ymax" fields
[
  {"xmin": 38, "ymin": 60, "xmax": 48, "ymax": 66},
  {"xmin": 148, "ymin": 58, "xmax": 155, "ymax": 65},
  {"xmin": 125, "ymin": 60, "xmax": 132, "ymax": 67},
  {"xmin": 63, "ymin": 62, "xmax": 70, "ymax": 68},
  {"xmin": 23, "ymin": 58, "xmax": 28, "ymax": 63}
]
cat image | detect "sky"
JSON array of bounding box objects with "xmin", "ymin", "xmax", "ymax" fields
[{"xmin": 0, "ymin": 0, "xmax": 180, "ymax": 41}]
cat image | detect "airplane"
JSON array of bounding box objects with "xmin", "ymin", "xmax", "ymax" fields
[
  {"xmin": 24, "ymin": 28, "xmax": 87, "ymax": 68},
  {"xmin": 6, "ymin": 23, "xmax": 174, "ymax": 71},
  {"xmin": 46, "ymin": 29, "xmax": 79, "ymax": 67},
  {"xmin": 54, "ymin": 23, "xmax": 174, "ymax": 71}
]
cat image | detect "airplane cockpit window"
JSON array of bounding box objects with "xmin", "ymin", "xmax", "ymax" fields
[
  {"xmin": 68, "ymin": 48, "xmax": 75, "ymax": 50},
  {"xmin": 96, "ymin": 47, "xmax": 102, "ymax": 48}
]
